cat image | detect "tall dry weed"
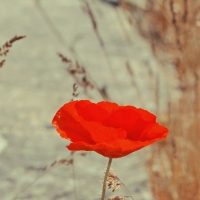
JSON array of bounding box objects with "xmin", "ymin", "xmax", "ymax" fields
[
  {"xmin": 0, "ymin": 36, "xmax": 26, "ymax": 68},
  {"xmin": 124, "ymin": 0, "xmax": 200, "ymax": 199}
]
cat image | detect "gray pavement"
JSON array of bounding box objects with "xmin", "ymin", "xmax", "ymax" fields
[{"xmin": 0, "ymin": 0, "xmax": 173, "ymax": 199}]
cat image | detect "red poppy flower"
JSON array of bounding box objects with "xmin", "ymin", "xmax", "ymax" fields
[{"xmin": 52, "ymin": 100, "xmax": 168, "ymax": 158}]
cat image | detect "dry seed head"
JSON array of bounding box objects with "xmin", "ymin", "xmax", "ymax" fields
[
  {"xmin": 9, "ymin": 35, "xmax": 26, "ymax": 44},
  {"xmin": 58, "ymin": 52, "xmax": 107, "ymax": 100},
  {"xmin": 0, "ymin": 35, "xmax": 25, "ymax": 68},
  {"xmin": 72, "ymin": 83, "xmax": 79, "ymax": 100},
  {"xmin": 108, "ymin": 172, "xmax": 119, "ymax": 179},
  {"xmin": 79, "ymin": 151, "xmax": 87, "ymax": 156},
  {"xmin": 0, "ymin": 35, "xmax": 26, "ymax": 56},
  {"xmin": 57, "ymin": 53, "xmax": 71, "ymax": 63},
  {"xmin": 50, "ymin": 160, "xmax": 57, "ymax": 167},
  {"xmin": 0, "ymin": 60, "xmax": 5, "ymax": 68},
  {"xmin": 107, "ymin": 172, "xmax": 122, "ymax": 192},
  {"xmin": 48, "ymin": 158, "xmax": 74, "ymax": 169},
  {"xmin": 58, "ymin": 54, "xmax": 94, "ymax": 91},
  {"xmin": 107, "ymin": 196, "xmax": 127, "ymax": 200}
]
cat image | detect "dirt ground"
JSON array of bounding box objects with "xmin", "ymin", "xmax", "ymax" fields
[{"xmin": 0, "ymin": 0, "xmax": 170, "ymax": 199}]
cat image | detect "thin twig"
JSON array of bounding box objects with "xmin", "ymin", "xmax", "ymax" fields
[
  {"xmin": 12, "ymin": 169, "xmax": 48, "ymax": 200},
  {"xmin": 113, "ymin": 7, "xmax": 131, "ymax": 42},
  {"xmin": 169, "ymin": 0, "xmax": 182, "ymax": 51},
  {"xmin": 34, "ymin": 0, "xmax": 79, "ymax": 60},
  {"xmin": 71, "ymin": 153, "xmax": 77, "ymax": 200},
  {"xmin": 12, "ymin": 155, "xmax": 73, "ymax": 200},
  {"xmin": 126, "ymin": 61, "xmax": 144, "ymax": 107},
  {"xmin": 119, "ymin": 181, "xmax": 134, "ymax": 200},
  {"xmin": 81, "ymin": 0, "xmax": 124, "ymax": 97}
]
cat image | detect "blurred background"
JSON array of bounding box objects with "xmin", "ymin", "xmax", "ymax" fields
[{"xmin": 0, "ymin": 0, "xmax": 200, "ymax": 199}]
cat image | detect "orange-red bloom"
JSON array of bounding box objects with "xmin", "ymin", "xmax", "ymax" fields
[{"xmin": 52, "ymin": 100, "xmax": 168, "ymax": 158}]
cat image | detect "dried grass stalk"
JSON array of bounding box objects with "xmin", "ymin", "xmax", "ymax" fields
[{"xmin": 0, "ymin": 35, "xmax": 26, "ymax": 68}]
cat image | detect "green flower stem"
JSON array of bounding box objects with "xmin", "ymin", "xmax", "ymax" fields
[{"xmin": 101, "ymin": 158, "xmax": 113, "ymax": 200}]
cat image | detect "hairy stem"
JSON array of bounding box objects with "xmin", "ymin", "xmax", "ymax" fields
[{"xmin": 101, "ymin": 158, "xmax": 113, "ymax": 200}]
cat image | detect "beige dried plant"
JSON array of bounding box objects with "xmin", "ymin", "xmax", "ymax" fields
[
  {"xmin": 108, "ymin": 196, "xmax": 127, "ymax": 200},
  {"xmin": 0, "ymin": 35, "xmax": 26, "ymax": 68},
  {"xmin": 58, "ymin": 53, "xmax": 94, "ymax": 91},
  {"xmin": 107, "ymin": 172, "xmax": 122, "ymax": 192},
  {"xmin": 121, "ymin": 0, "xmax": 200, "ymax": 199}
]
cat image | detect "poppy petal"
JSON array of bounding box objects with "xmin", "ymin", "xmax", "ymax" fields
[
  {"xmin": 52, "ymin": 101, "xmax": 94, "ymax": 144},
  {"xmin": 143, "ymin": 122, "xmax": 168, "ymax": 140},
  {"xmin": 97, "ymin": 101, "xmax": 119, "ymax": 113},
  {"xmin": 67, "ymin": 138, "xmax": 164, "ymax": 158},
  {"xmin": 75, "ymin": 101, "xmax": 109, "ymax": 122},
  {"xmin": 77, "ymin": 120, "xmax": 127, "ymax": 143},
  {"xmin": 103, "ymin": 106, "xmax": 149, "ymax": 140},
  {"xmin": 137, "ymin": 108, "xmax": 156, "ymax": 123}
]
